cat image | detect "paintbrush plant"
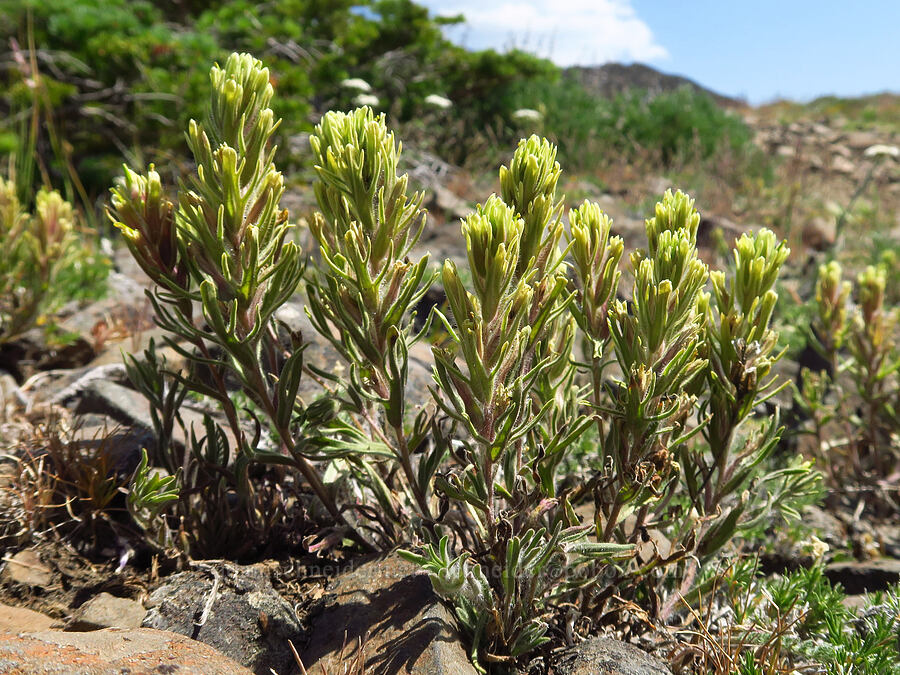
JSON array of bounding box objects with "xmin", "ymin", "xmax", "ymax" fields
[
  {"xmin": 795, "ymin": 261, "xmax": 900, "ymax": 483},
  {"xmin": 0, "ymin": 177, "xmax": 77, "ymax": 343},
  {"xmin": 115, "ymin": 52, "xmax": 820, "ymax": 672},
  {"xmin": 305, "ymin": 107, "xmax": 442, "ymax": 542}
]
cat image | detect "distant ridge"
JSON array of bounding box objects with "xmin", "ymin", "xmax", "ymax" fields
[{"xmin": 565, "ymin": 63, "xmax": 743, "ymax": 108}]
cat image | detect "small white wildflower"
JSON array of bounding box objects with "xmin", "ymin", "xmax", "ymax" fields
[
  {"xmin": 512, "ymin": 108, "xmax": 542, "ymax": 122},
  {"xmin": 801, "ymin": 534, "xmax": 829, "ymax": 560},
  {"xmin": 340, "ymin": 77, "xmax": 371, "ymax": 92},
  {"xmin": 353, "ymin": 93, "xmax": 380, "ymax": 108},
  {"xmin": 424, "ymin": 94, "xmax": 452, "ymax": 109},
  {"xmin": 864, "ymin": 144, "xmax": 900, "ymax": 158}
]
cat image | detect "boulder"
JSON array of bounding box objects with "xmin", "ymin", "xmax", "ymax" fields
[
  {"xmin": 143, "ymin": 562, "xmax": 303, "ymax": 674},
  {"xmin": 68, "ymin": 593, "xmax": 146, "ymax": 631},
  {"xmin": 552, "ymin": 637, "xmax": 672, "ymax": 675},
  {"xmin": 0, "ymin": 627, "xmax": 253, "ymax": 675},
  {"xmin": 301, "ymin": 554, "xmax": 478, "ymax": 675},
  {"xmin": 427, "ymin": 184, "xmax": 471, "ymax": 221},
  {"xmin": 825, "ymin": 559, "xmax": 900, "ymax": 595}
]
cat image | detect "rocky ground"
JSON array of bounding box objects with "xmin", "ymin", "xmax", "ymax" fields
[{"xmin": 0, "ymin": 113, "xmax": 899, "ymax": 674}]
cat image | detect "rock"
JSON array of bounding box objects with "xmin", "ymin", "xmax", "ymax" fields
[
  {"xmin": 51, "ymin": 373, "xmax": 237, "ymax": 461},
  {"xmin": 843, "ymin": 130, "xmax": 881, "ymax": 151},
  {"xmin": 428, "ymin": 184, "xmax": 471, "ymax": 221},
  {"xmin": 21, "ymin": 363, "xmax": 130, "ymax": 409},
  {"xmin": 69, "ymin": 593, "xmax": 146, "ymax": 631},
  {"xmin": 0, "ymin": 627, "xmax": 253, "ymax": 674},
  {"xmin": 276, "ymin": 298, "xmax": 437, "ymax": 412},
  {"xmin": 851, "ymin": 598, "xmax": 900, "ymax": 642},
  {"xmin": 831, "ymin": 155, "xmax": 857, "ymax": 175},
  {"xmin": 0, "ymin": 370, "xmax": 27, "ymax": 420},
  {"xmin": 413, "ymin": 285, "xmax": 446, "ymax": 332},
  {"xmin": 0, "ymin": 328, "xmax": 94, "ymax": 382},
  {"xmin": 645, "ymin": 176, "xmax": 673, "ymax": 197},
  {"xmin": 697, "ymin": 214, "xmax": 756, "ymax": 252},
  {"xmin": 44, "ymin": 364, "xmax": 132, "ymax": 409},
  {"xmin": 406, "ymin": 341, "xmax": 437, "ymax": 411},
  {"xmin": 55, "ymin": 276, "xmax": 149, "ymax": 343},
  {"xmin": 873, "ymin": 523, "xmax": 900, "ymax": 559},
  {"xmin": 552, "ymin": 637, "xmax": 672, "ymax": 675},
  {"xmin": 831, "ymin": 144, "xmax": 853, "ymax": 159},
  {"xmin": 274, "ymin": 300, "xmax": 345, "ymax": 403},
  {"xmin": 0, "ymin": 604, "xmax": 60, "ymax": 632},
  {"xmin": 2, "ymin": 550, "xmax": 53, "ymax": 588},
  {"xmin": 64, "ymin": 422, "xmax": 156, "ymax": 479},
  {"xmin": 801, "ymin": 504, "xmax": 847, "ymax": 548},
  {"xmin": 825, "ymin": 559, "xmax": 900, "ymax": 595},
  {"xmin": 143, "ymin": 562, "xmax": 302, "ymax": 674},
  {"xmin": 811, "ymin": 123, "xmax": 838, "ymax": 142},
  {"xmin": 58, "ymin": 378, "xmax": 150, "ymax": 426},
  {"xmin": 801, "ymin": 217, "xmax": 836, "ymax": 252},
  {"xmin": 776, "ymin": 144, "xmax": 796, "ymax": 158},
  {"xmin": 301, "ymin": 554, "xmax": 478, "ymax": 675},
  {"xmin": 86, "ymin": 327, "xmax": 180, "ymax": 369},
  {"xmin": 806, "ymin": 153, "xmax": 825, "ymax": 171}
]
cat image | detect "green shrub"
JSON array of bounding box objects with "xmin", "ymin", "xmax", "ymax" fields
[
  {"xmin": 506, "ymin": 78, "xmax": 754, "ymax": 171},
  {"xmin": 2, "ymin": 0, "xmax": 562, "ymax": 197}
]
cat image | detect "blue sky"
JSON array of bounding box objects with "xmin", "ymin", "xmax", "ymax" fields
[{"xmin": 417, "ymin": 0, "xmax": 900, "ymax": 104}]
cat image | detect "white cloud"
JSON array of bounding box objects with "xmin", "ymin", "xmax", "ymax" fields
[{"xmin": 422, "ymin": 0, "xmax": 668, "ymax": 66}]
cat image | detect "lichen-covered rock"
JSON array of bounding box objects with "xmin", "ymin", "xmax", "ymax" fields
[
  {"xmin": 552, "ymin": 637, "xmax": 672, "ymax": 675},
  {"xmin": 143, "ymin": 562, "xmax": 302, "ymax": 674}
]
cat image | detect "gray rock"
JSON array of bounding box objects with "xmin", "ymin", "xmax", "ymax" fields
[
  {"xmin": 45, "ymin": 364, "xmax": 132, "ymax": 409},
  {"xmin": 842, "ymin": 130, "xmax": 881, "ymax": 151},
  {"xmin": 143, "ymin": 562, "xmax": 302, "ymax": 674},
  {"xmin": 428, "ymin": 184, "xmax": 471, "ymax": 221},
  {"xmin": 801, "ymin": 504, "xmax": 847, "ymax": 548},
  {"xmin": 55, "ymin": 272, "xmax": 148, "ymax": 339},
  {"xmin": 276, "ymin": 299, "xmax": 437, "ymax": 412},
  {"xmin": 832, "ymin": 143, "xmax": 853, "ymax": 159},
  {"xmin": 51, "ymin": 373, "xmax": 237, "ymax": 463},
  {"xmin": 552, "ymin": 637, "xmax": 672, "ymax": 675},
  {"xmin": 56, "ymin": 376, "xmax": 147, "ymax": 426},
  {"xmin": 825, "ymin": 559, "xmax": 900, "ymax": 595},
  {"xmin": 776, "ymin": 144, "xmax": 796, "ymax": 158},
  {"xmin": 831, "ymin": 155, "xmax": 857, "ymax": 175},
  {"xmin": 69, "ymin": 592, "xmax": 146, "ymax": 631},
  {"xmin": 0, "ymin": 627, "xmax": 253, "ymax": 674},
  {"xmin": 301, "ymin": 553, "xmax": 478, "ymax": 675},
  {"xmin": 1, "ymin": 550, "xmax": 53, "ymax": 588}
]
